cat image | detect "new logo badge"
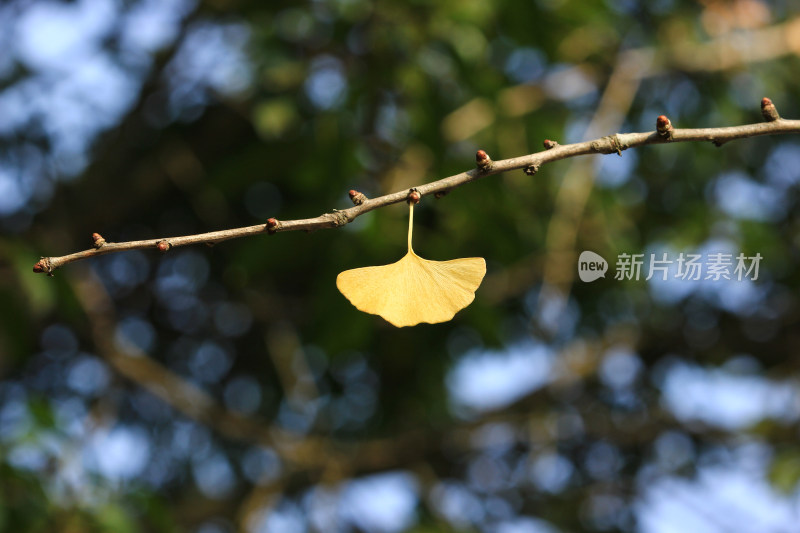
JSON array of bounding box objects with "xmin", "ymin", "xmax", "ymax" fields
[{"xmin": 578, "ymin": 251, "xmax": 608, "ymax": 282}]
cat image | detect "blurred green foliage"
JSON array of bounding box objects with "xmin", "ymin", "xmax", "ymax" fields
[{"xmin": 2, "ymin": 0, "xmax": 800, "ymax": 531}]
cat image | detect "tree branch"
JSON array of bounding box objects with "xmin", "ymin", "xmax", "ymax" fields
[{"xmin": 33, "ymin": 100, "xmax": 800, "ymax": 274}]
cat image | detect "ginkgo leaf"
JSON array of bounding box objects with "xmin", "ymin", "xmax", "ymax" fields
[{"xmin": 337, "ymin": 202, "xmax": 486, "ymax": 327}]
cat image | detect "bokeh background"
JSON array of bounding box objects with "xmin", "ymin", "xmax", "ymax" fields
[{"xmin": 2, "ymin": 0, "xmax": 800, "ymax": 531}]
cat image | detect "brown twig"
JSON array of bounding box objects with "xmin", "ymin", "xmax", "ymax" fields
[{"xmin": 34, "ymin": 101, "xmax": 800, "ymax": 274}]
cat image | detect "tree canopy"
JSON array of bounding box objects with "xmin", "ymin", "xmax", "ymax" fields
[{"xmin": 2, "ymin": 0, "xmax": 800, "ymax": 531}]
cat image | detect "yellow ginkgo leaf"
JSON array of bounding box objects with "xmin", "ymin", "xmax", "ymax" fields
[{"xmin": 337, "ymin": 202, "xmax": 486, "ymax": 327}]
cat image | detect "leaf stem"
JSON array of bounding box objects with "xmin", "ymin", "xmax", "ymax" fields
[{"xmin": 408, "ymin": 203, "xmax": 414, "ymax": 253}]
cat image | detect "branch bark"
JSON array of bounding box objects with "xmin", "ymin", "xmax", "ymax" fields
[{"xmin": 33, "ymin": 102, "xmax": 800, "ymax": 275}]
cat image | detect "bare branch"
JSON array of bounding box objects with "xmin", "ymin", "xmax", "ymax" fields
[{"xmin": 34, "ymin": 103, "xmax": 800, "ymax": 274}]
